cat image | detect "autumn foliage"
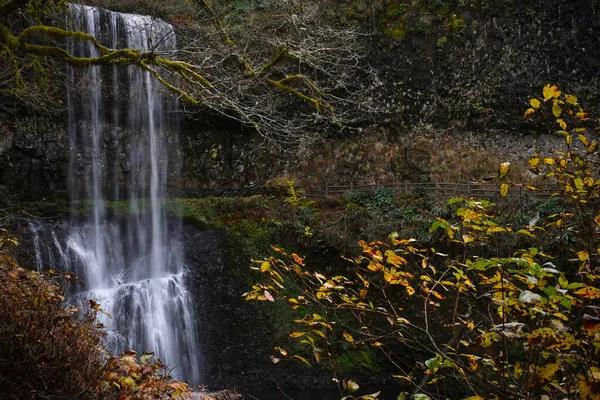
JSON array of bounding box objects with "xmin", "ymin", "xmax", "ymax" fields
[
  {"xmin": 0, "ymin": 230, "xmax": 192, "ymax": 399},
  {"xmin": 246, "ymin": 86, "xmax": 600, "ymax": 400}
]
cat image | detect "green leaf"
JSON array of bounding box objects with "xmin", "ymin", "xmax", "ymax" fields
[
  {"xmin": 414, "ymin": 395, "xmax": 432, "ymax": 400},
  {"xmin": 425, "ymin": 353, "xmax": 443, "ymax": 374}
]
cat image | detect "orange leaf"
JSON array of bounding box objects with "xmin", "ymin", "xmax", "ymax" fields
[
  {"xmin": 573, "ymin": 286, "xmax": 600, "ymax": 299},
  {"xmin": 523, "ymin": 108, "xmax": 536, "ymax": 119}
]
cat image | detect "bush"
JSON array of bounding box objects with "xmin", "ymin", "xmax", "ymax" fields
[
  {"xmin": 0, "ymin": 247, "xmax": 105, "ymax": 399},
  {"xmin": 0, "ymin": 231, "xmax": 192, "ymax": 399}
]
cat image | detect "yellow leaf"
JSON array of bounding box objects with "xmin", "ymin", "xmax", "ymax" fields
[
  {"xmin": 523, "ymin": 108, "xmax": 536, "ymax": 119},
  {"xmin": 565, "ymin": 135, "xmax": 572, "ymax": 145},
  {"xmin": 289, "ymin": 332, "xmax": 306, "ymax": 338},
  {"xmin": 576, "ymin": 111, "xmax": 590, "ymax": 120},
  {"xmin": 529, "ymin": 98, "xmax": 541, "ymax": 109},
  {"xmin": 500, "ymin": 183, "xmax": 509, "ymax": 197},
  {"xmin": 543, "ymin": 84, "xmax": 561, "ymax": 100},
  {"xmin": 518, "ymin": 229, "xmax": 536, "ymax": 238},
  {"xmin": 556, "ymin": 118, "xmax": 567, "ymax": 129},
  {"xmin": 260, "ymin": 261, "xmax": 271, "ymax": 272},
  {"xmin": 498, "ymin": 162, "xmax": 510, "ymax": 180},
  {"xmin": 542, "ymin": 157, "xmax": 555, "ymax": 165},
  {"xmin": 346, "ymin": 379, "xmax": 359, "ymax": 393},
  {"xmin": 292, "ymin": 355, "xmax": 312, "ymax": 367},
  {"xmin": 528, "ymin": 155, "xmax": 540, "ymax": 169},
  {"xmin": 406, "ymin": 286, "xmax": 415, "ymax": 296},
  {"xmin": 536, "ymin": 363, "xmax": 559, "ymax": 382},
  {"xmin": 480, "ymin": 332, "xmax": 500, "ymax": 347},
  {"xmin": 367, "ymin": 261, "xmax": 382, "ymax": 272},
  {"xmin": 553, "ymin": 312, "xmax": 568, "ymax": 321},
  {"xmin": 594, "ymin": 215, "xmax": 600, "ymax": 228},
  {"xmin": 552, "ymin": 101, "xmax": 562, "ymax": 117},
  {"xmin": 576, "ymin": 135, "xmax": 591, "ymax": 149},
  {"xmin": 514, "ymin": 362, "xmax": 524, "ymax": 379},
  {"xmin": 565, "ymin": 94, "xmax": 578, "ymax": 104},
  {"xmin": 343, "ymin": 331, "xmax": 354, "ymax": 343}
]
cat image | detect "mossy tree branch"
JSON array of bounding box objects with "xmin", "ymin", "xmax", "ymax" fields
[
  {"xmin": 193, "ymin": 0, "xmax": 337, "ymax": 122},
  {"xmin": 2, "ymin": 0, "xmax": 378, "ymax": 146}
]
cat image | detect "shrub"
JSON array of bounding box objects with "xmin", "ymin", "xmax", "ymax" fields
[
  {"xmin": 0, "ymin": 231, "xmax": 192, "ymax": 399},
  {"xmin": 0, "ymin": 243, "xmax": 105, "ymax": 399}
]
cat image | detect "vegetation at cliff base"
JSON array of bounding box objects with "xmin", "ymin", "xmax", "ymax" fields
[{"xmin": 245, "ymin": 86, "xmax": 600, "ymax": 399}]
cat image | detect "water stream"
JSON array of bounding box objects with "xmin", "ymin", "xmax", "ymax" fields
[{"xmin": 30, "ymin": 4, "xmax": 201, "ymax": 384}]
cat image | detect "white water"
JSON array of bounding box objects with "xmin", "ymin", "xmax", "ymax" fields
[{"xmin": 31, "ymin": 4, "xmax": 201, "ymax": 383}]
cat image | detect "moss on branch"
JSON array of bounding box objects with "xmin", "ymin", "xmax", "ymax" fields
[{"xmin": 267, "ymin": 77, "xmax": 339, "ymax": 125}]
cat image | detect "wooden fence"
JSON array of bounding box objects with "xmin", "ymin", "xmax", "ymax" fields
[{"xmin": 304, "ymin": 182, "xmax": 557, "ymax": 199}]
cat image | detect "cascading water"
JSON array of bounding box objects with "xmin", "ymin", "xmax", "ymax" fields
[{"xmin": 30, "ymin": 4, "xmax": 201, "ymax": 383}]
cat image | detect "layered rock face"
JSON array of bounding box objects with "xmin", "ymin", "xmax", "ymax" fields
[{"xmin": 2, "ymin": 0, "xmax": 599, "ymax": 194}]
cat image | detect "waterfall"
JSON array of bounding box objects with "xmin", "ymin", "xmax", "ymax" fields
[{"xmin": 31, "ymin": 4, "xmax": 201, "ymax": 384}]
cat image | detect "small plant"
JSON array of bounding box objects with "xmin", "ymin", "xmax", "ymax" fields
[
  {"xmin": 471, "ymin": 100, "xmax": 486, "ymax": 114},
  {"xmin": 436, "ymin": 36, "xmax": 448, "ymax": 48}
]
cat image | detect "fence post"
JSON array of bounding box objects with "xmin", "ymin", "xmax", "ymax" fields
[
  {"xmin": 350, "ymin": 182, "xmax": 354, "ymax": 191},
  {"xmin": 467, "ymin": 181, "xmax": 471, "ymax": 195},
  {"xmin": 405, "ymin": 180, "xmax": 409, "ymax": 193},
  {"xmin": 325, "ymin": 183, "xmax": 329, "ymax": 197}
]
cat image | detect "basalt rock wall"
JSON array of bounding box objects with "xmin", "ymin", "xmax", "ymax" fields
[{"xmin": 2, "ymin": 0, "xmax": 600, "ymax": 197}]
